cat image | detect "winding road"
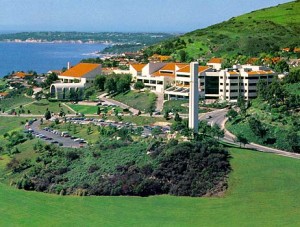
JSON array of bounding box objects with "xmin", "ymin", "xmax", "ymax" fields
[{"xmin": 200, "ymin": 108, "xmax": 300, "ymax": 159}]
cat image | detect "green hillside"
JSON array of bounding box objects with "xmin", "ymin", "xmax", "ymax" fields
[
  {"xmin": 1, "ymin": 148, "xmax": 300, "ymax": 226},
  {"xmin": 144, "ymin": 1, "xmax": 300, "ymax": 60}
]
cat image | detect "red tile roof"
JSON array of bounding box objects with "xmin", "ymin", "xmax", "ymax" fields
[
  {"xmin": 60, "ymin": 63, "xmax": 101, "ymax": 78},
  {"xmin": 208, "ymin": 58, "xmax": 223, "ymax": 64},
  {"xmin": 131, "ymin": 64, "xmax": 146, "ymax": 72},
  {"xmin": 176, "ymin": 65, "xmax": 211, "ymax": 73}
]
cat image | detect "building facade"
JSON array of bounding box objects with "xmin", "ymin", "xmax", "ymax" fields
[
  {"xmin": 130, "ymin": 62, "xmax": 277, "ymax": 102},
  {"xmin": 50, "ymin": 63, "xmax": 101, "ymax": 99}
]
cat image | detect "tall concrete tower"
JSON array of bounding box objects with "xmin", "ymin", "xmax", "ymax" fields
[{"xmin": 189, "ymin": 62, "xmax": 199, "ymax": 133}]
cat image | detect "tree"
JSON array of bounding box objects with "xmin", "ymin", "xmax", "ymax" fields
[
  {"xmin": 174, "ymin": 112, "xmax": 182, "ymax": 122},
  {"xmin": 45, "ymin": 73, "xmax": 58, "ymax": 87},
  {"xmin": 237, "ymin": 96, "xmax": 246, "ymax": 115},
  {"xmin": 274, "ymin": 60, "xmax": 289, "ymax": 73},
  {"xmin": 248, "ymin": 117, "xmax": 267, "ymax": 138},
  {"xmin": 284, "ymin": 68, "xmax": 300, "ymax": 84},
  {"xmin": 178, "ymin": 50, "xmax": 188, "ymax": 62},
  {"xmin": 226, "ymin": 109, "xmax": 238, "ymax": 120},
  {"xmin": 105, "ymin": 78, "xmax": 116, "ymax": 93},
  {"xmin": 256, "ymin": 79, "xmax": 268, "ymax": 100},
  {"xmin": 97, "ymin": 106, "xmax": 101, "ymax": 115},
  {"xmin": 164, "ymin": 110, "xmax": 169, "ymax": 120},
  {"xmin": 94, "ymin": 75, "xmax": 106, "ymax": 91},
  {"xmin": 87, "ymin": 125, "xmax": 92, "ymax": 135},
  {"xmin": 26, "ymin": 88, "xmax": 34, "ymax": 96},
  {"xmin": 134, "ymin": 81, "xmax": 145, "ymax": 90},
  {"xmin": 235, "ymin": 133, "xmax": 248, "ymax": 147},
  {"xmin": 44, "ymin": 110, "xmax": 51, "ymax": 120}
]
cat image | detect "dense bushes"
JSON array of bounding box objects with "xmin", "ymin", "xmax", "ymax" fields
[{"xmin": 8, "ymin": 138, "xmax": 231, "ymax": 197}]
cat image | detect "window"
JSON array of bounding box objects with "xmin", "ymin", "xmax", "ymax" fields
[
  {"xmin": 220, "ymin": 83, "xmax": 223, "ymax": 85},
  {"xmin": 157, "ymin": 81, "xmax": 163, "ymax": 85},
  {"xmin": 220, "ymin": 89, "xmax": 223, "ymax": 92},
  {"xmin": 230, "ymin": 83, "xmax": 238, "ymax": 86},
  {"xmin": 220, "ymin": 76, "xmax": 223, "ymax": 79}
]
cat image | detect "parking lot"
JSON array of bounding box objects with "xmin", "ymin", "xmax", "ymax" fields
[
  {"xmin": 27, "ymin": 120, "xmax": 87, "ymax": 148},
  {"xmin": 25, "ymin": 117, "xmax": 171, "ymax": 148}
]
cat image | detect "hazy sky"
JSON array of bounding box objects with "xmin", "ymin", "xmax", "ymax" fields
[{"xmin": 0, "ymin": 0, "xmax": 292, "ymax": 33}]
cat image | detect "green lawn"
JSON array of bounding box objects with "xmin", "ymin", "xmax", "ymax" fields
[
  {"xmin": 163, "ymin": 100, "xmax": 210, "ymax": 114},
  {"xmin": 113, "ymin": 90, "xmax": 157, "ymax": 113},
  {"xmin": 0, "ymin": 95, "xmax": 33, "ymax": 112},
  {"xmin": 18, "ymin": 100, "xmax": 74, "ymax": 115},
  {"xmin": 107, "ymin": 115, "xmax": 171, "ymax": 126},
  {"xmin": 1, "ymin": 148, "xmax": 300, "ymax": 226},
  {"xmin": 68, "ymin": 104, "xmax": 122, "ymax": 115}
]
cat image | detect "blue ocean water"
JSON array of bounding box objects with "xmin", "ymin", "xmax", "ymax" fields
[{"xmin": 0, "ymin": 42, "xmax": 108, "ymax": 77}]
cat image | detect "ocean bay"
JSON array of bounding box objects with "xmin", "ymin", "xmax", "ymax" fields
[{"xmin": 0, "ymin": 42, "xmax": 108, "ymax": 77}]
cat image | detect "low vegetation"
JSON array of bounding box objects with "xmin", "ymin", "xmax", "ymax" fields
[
  {"xmin": 0, "ymin": 95, "xmax": 33, "ymax": 113},
  {"xmin": 15, "ymin": 100, "xmax": 73, "ymax": 115},
  {"xmin": 227, "ymin": 70, "xmax": 300, "ymax": 152},
  {"xmin": 1, "ymin": 148, "xmax": 300, "ymax": 226},
  {"xmin": 3, "ymin": 136, "xmax": 230, "ymax": 197}
]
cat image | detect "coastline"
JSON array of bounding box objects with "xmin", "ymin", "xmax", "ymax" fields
[{"xmin": 0, "ymin": 40, "xmax": 112, "ymax": 45}]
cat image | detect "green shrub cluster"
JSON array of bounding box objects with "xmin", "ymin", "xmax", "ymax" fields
[{"xmin": 8, "ymin": 138, "xmax": 231, "ymax": 197}]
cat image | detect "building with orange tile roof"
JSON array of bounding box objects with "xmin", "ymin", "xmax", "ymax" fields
[
  {"xmin": 130, "ymin": 62, "xmax": 276, "ymax": 102},
  {"xmin": 165, "ymin": 64, "xmax": 276, "ymax": 102},
  {"xmin": 129, "ymin": 64, "xmax": 146, "ymax": 81},
  {"xmin": 207, "ymin": 58, "xmax": 223, "ymax": 70},
  {"xmin": 134, "ymin": 62, "xmax": 188, "ymax": 92},
  {"xmin": 50, "ymin": 63, "xmax": 102, "ymax": 99}
]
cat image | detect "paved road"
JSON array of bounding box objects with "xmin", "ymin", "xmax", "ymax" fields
[
  {"xmin": 200, "ymin": 109, "xmax": 300, "ymax": 159},
  {"xmin": 30, "ymin": 120, "xmax": 84, "ymax": 148},
  {"xmin": 99, "ymin": 93, "xmax": 139, "ymax": 115}
]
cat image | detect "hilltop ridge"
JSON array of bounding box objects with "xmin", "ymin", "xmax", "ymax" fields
[{"xmin": 144, "ymin": 1, "xmax": 300, "ymax": 60}]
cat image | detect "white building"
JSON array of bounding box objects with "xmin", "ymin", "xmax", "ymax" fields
[
  {"xmin": 50, "ymin": 63, "xmax": 102, "ymax": 99},
  {"xmin": 207, "ymin": 58, "xmax": 223, "ymax": 70},
  {"xmin": 135, "ymin": 63, "xmax": 188, "ymax": 93},
  {"xmin": 129, "ymin": 62, "xmax": 276, "ymax": 102}
]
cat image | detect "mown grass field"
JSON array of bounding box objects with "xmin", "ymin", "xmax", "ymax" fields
[
  {"xmin": 0, "ymin": 95, "xmax": 33, "ymax": 112},
  {"xmin": 18, "ymin": 100, "xmax": 74, "ymax": 115},
  {"xmin": 68, "ymin": 104, "xmax": 122, "ymax": 115},
  {"xmin": 0, "ymin": 148, "xmax": 300, "ymax": 226},
  {"xmin": 113, "ymin": 90, "xmax": 157, "ymax": 112}
]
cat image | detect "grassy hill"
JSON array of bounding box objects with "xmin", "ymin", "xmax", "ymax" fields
[
  {"xmin": 1, "ymin": 148, "xmax": 300, "ymax": 226},
  {"xmin": 144, "ymin": 1, "xmax": 300, "ymax": 60}
]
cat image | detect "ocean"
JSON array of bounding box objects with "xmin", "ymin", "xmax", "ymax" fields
[{"xmin": 0, "ymin": 42, "xmax": 108, "ymax": 77}]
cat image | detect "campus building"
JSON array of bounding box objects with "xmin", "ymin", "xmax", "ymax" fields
[
  {"xmin": 129, "ymin": 61, "xmax": 277, "ymax": 102},
  {"xmin": 50, "ymin": 63, "xmax": 101, "ymax": 99}
]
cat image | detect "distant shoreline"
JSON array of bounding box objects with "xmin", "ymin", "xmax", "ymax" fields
[{"xmin": 0, "ymin": 40, "xmax": 112, "ymax": 45}]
